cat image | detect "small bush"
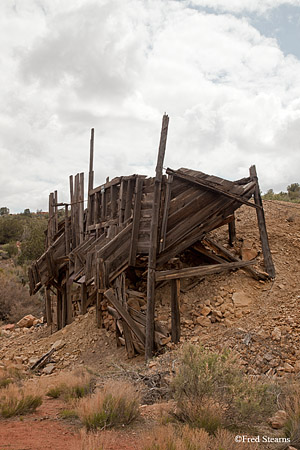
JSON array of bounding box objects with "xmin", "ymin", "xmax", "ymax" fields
[
  {"xmin": 60, "ymin": 409, "xmax": 79, "ymax": 420},
  {"xmin": 142, "ymin": 424, "xmax": 258, "ymax": 450},
  {"xmin": 46, "ymin": 371, "xmax": 93, "ymax": 402},
  {"xmin": 0, "ymin": 367, "xmax": 24, "ymax": 389},
  {"xmin": 281, "ymin": 383, "xmax": 300, "ymax": 448},
  {"xmin": 0, "ymin": 384, "xmax": 42, "ymax": 418},
  {"xmin": 172, "ymin": 344, "xmax": 277, "ymax": 432},
  {"xmin": 77, "ymin": 381, "xmax": 140, "ymax": 431}
]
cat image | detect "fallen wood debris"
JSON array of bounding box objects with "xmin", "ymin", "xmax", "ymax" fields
[{"xmin": 29, "ymin": 114, "xmax": 275, "ymax": 360}]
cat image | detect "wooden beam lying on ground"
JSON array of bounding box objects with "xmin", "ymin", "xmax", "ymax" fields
[
  {"xmin": 155, "ymin": 260, "xmax": 256, "ymax": 282},
  {"xmin": 203, "ymin": 237, "xmax": 269, "ymax": 281}
]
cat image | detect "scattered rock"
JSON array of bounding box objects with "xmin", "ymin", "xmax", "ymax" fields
[
  {"xmin": 268, "ymin": 410, "xmax": 287, "ymax": 429},
  {"xmin": 51, "ymin": 339, "xmax": 64, "ymax": 350},
  {"xmin": 42, "ymin": 364, "xmax": 55, "ymax": 375},
  {"xmin": 272, "ymin": 327, "xmax": 281, "ymax": 341},
  {"xmin": 17, "ymin": 314, "xmax": 37, "ymax": 328},
  {"xmin": 200, "ymin": 306, "xmax": 211, "ymax": 316},
  {"xmin": 196, "ymin": 316, "xmax": 211, "ymax": 327},
  {"xmin": 232, "ymin": 292, "xmax": 252, "ymax": 308}
]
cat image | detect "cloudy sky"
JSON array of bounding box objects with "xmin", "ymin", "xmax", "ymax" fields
[{"xmin": 1, "ymin": 0, "xmax": 300, "ymax": 212}]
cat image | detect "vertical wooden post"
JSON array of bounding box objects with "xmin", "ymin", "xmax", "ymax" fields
[
  {"xmin": 228, "ymin": 214, "xmax": 236, "ymax": 247},
  {"xmin": 96, "ymin": 257, "xmax": 104, "ymax": 328},
  {"xmin": 79, "ymin": 172, "xmax": 84, "ymax": 243},
  {"xmin": 249, "ymin": 165, "xmax": 275, "ymax": 278},
  {"xmin": 145, "ymin": 114, "xmax": 169, "ymax": 360},
  {"xmin": 87, "ymin": 128, "xmax": 94, "ymax": 227},
  {"xmin": 54, "ymin": 190, "xmax": 58, "ymax": 234},
  {"xmin": 65, "ymin": 205, "xmax": 70, "ymax": 254},
  {"xmin": 62, "ymin": 283, "xmax": 66, "ymax": 328},
  {"xmin": 56, "ymin": 287, "xmax": 62, "ymax": 330},
  {"xmin": 170, "ymin": 279, "xmax": 180, "ymax": 343},
  {"xmin": 81, "ymin": 283, "xmax": 87, "ymax": 315},
  {"xmin": 45, "ymin": 287, "xmax": 52, "ymax": 326},
  {"xmin": 69, "ymin": 175, "xmax": 75, "ymax": 250}
]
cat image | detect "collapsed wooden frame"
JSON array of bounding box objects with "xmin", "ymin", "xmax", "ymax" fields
[{"xmin": 29, "ymin": 115, "xmax": 275, "ymax": 360}]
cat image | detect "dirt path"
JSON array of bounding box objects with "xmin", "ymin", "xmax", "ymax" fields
[{"xmin": 0, "ymin": 396, "xmax": 150, "ymax": 450}]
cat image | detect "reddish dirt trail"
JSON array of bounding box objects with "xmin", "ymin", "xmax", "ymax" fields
[{"xmin": 0, "ymin": 397, "xmax": 144, "ymax": 450}]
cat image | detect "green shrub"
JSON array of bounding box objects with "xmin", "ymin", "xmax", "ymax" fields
[{"xmin": 172, "ymin": 345, "xmax": 277, "ymax": 432}]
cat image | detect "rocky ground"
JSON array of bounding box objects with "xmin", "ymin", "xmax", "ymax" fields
[{"xmin": 0, "ymin": 199, "xmax": 300, "ymax": 449}]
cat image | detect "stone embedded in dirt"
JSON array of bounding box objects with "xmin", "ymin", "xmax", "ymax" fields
[
  {"xmin": 17, "ymin": 314, "xmax": 37, "ymax": 328},
  {"xmin": 293, "ymin": 360, "xmax": 300, "ymax": 373},
  {"xmin": 223, "ymin": 319, "xmax": 233, "ymax": 327},
  {"xmin": 283, "ymin": 362, "xmax": 294, "ymax": 373},
  {"xmin": 241, "ymin": 248, "xmax": 258, "ymax": 261},
  {"xmin": 268, "ymin": 410, "xmax": 287, "ymax": 429},
  {"xmin": 200, "ymin": 305, "xmax": 211, "ymax": 316},
  {"xmin": 2, "ymin": 324, "xmax": 15, "ymax": 331},
  {"xmin": 51, "ymin": 339, "xmax": 64, "ymax": 350},
  {"xmin": 272, "ymin": 327, "xmax": 281, "ymax": 341},
  {"xmin": 196, "ymin": 316, "xmax": 211, "ymax": 327},
  {"xmin": 43, "ymin": 364, "xmax": 55, "ymax": 374},
  {"xmin": 232, "ymin": 292, "xmax": 252, "ymax": 308}
]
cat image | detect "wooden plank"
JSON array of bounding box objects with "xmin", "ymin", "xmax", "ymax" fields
[
  {"xmin": 57, "ymin": 287, "xmax": 62, "ymax": 330},
  {"xmin": 124, "ymin": 178, "xmax": 135, "ymax": 221},
  {"xmin": 65, "ymin": 269, "xmax": 72, "ymax": 325},
  {"xmin": 170, "ymin": 279, "xmax": 180, "ymax": 343},
  {"xmin": 129, "ymin": 178, "xmax": 143, "ymax": 266},
  {"xmin": 146, "ymin": 114, "xmax": 169, "ymax": 360},
  {"xmin": 105, "ymin": 288, "xmax": 145, "ymax": 345},
  {"xmin": 65, "ymin": 205, "xmax": 70, "ymax": 254},
  {"xmin": 155, "ymin": 260, "xmax": 256, "ymax": 281},
  {"xmin": 118, "ymin": 179, "xmax": 126, "ymax": 225},
  {"xmin": 90, "ymin": 176, "xmax": 122, "ymax": 195},
  {"xmin": 87, "ymin": 128, "xmax": 94, "ymax": 227},
  {"xmin": 228, "ymin": 214, "xmax": 236, "ymax": 246},
  {"xmin": 111, "ymin": 185, "xmax": 118, "ymax": 219},
  {"xmin": 81, "ymin": 282, "xmax": 87, "ymax": 315},
  {"xmin": 249, "ymin": 165, "xmax": 275, "ymax": 278},
  {"xmin": 159, "ymin": 175, "xmax": 173, "ymax": 252},
  {"xmin": 203, "ymin": 237, "xmax": 269, "ymax": 281},
  {"xmin": 69, "ymin": 175, "xmax": 75, "ymax": 250},
  {"xmin": 115, "ymin": 275, "xmax": 135, "ymax": 358},
  {"xmin": 166, "ymin": 168, "xmax": 260, "ymax": 210},
  {"xmin": 45, "ymin": 287, "xmax": 52, "ymax": 325},
  {"xmin": 79, "ymin": 172, "xmax": 84, "ymax": 244}
]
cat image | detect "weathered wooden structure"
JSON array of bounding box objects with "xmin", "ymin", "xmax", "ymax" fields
[{"xmin": 29, "ymin": 115, "xmax": 275, "ymax": 359}]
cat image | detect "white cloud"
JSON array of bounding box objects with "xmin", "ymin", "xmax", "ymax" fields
[
  {"xmin": 186, "ymin": 0, "xmax": 300, "ymax": 14},
  {"xmin": 1, "ymin": 0, "xmax": 300, "ymax": 212}
]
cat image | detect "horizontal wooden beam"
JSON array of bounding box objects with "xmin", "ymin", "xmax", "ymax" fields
[{"xmin": 155, "ymin": 260, "xmax": 256, "ymax": 282}]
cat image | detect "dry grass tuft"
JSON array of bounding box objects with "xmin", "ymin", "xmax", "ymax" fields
[
  {"xmin": 280, "ymin": 383, "xmax": 300, "ymax": 448},
  {"xmin": 0, "ymin": 382, "xmax": 42, "ymax": 418},
  {"xmin": 46, "ymin": 370, "xmax": 93, "ymax": 401},
  {"xmin": 79, "ymin": 429, "xmax": 120, "ymax": 450},
  {"xmin": 77, "ymin": 381, "xmax": 140, "ymax": 431},
  {"xmin": 142, "ymin": 424, "xmax": 259, "ymax": 450}
]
